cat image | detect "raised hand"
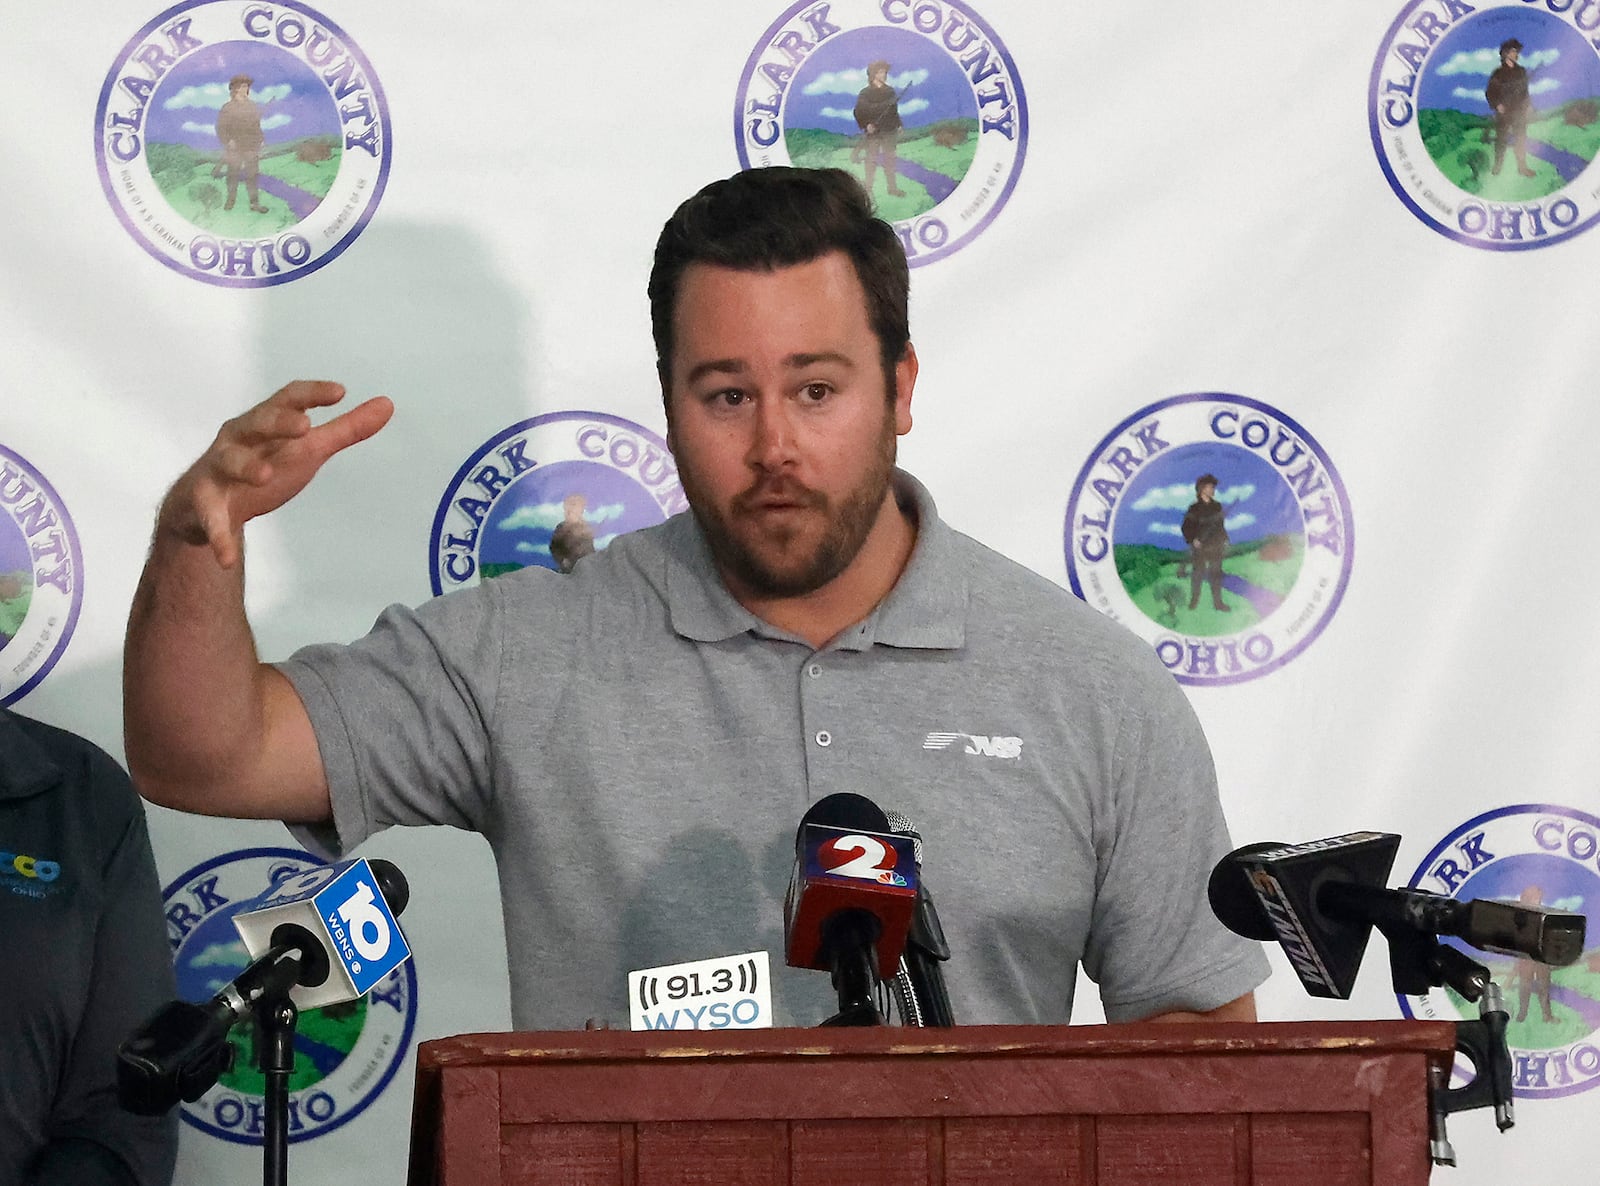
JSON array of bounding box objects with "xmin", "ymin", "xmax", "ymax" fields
[{"xmin": 160, "ymin": 380, "xmax": 393, "ymax": 568}]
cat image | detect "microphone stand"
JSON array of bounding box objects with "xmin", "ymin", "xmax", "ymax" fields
[
  {"xmin": 1378, "ymin": 924, "xmax": 1513, "ymax": 1166},
  {"xmin": 892, "ymin": 889, "xmax": 954, "ymax": 1027},
  {"xmin": 819, "ymin": 911, "xmax": 885, "ymax": 1026},
  {"xmin": 256, "ymin": 992, "xmax": 300, "ymax": 1186},
  {"xmin": 117, "ymin": 945, "xmax": 306, "ymax": 1186}
]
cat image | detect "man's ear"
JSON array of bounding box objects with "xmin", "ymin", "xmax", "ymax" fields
[{"xmin": 893, "ymin": 343, "xmax": 918, "ymax": 436}]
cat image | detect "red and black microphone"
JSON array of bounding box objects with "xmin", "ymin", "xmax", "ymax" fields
[{"xmin": 784, "ymin": 792, "xmax": 917, "ymax": 1026}]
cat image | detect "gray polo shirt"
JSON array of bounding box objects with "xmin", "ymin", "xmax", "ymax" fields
[{"xmin": 280, "ymin": 472, "xmax": 1267, "ymax": 1029}]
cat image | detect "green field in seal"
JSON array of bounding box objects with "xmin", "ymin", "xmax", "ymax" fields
[
  {"xmin": 1114, "ymin": 535, "xmax": 1304, "ymax": 637},
  {"xmin": 783, "ymin": 120, "xmax": 978, "ymax": 221},
  {"xmin": 143, "ymin": 137, "xmax": 342, "ymax": 234},
  {"xmin": 1442, "ymin": 962, "xmax": 1600, "ymax": 1050},
  {"xmin": 0, "ymin": 576, "xmax": 31, "ymax": 640},
  {"xmin": 1419, "ymin": 101, "xmax": 1600, "ymax": 200},
  {"xmin": 216, "ymin": 997, "xmax": 368, "ymax": 1094}
]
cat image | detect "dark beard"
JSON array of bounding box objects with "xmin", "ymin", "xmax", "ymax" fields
[{"xmin": 683, "ymin": 412, "xmax": 898, "ymax": 599}]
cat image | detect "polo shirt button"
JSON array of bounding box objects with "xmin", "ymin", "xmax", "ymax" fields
[
  {"xmin": 807, "ymin": 663, "xmax": 823, "ymax": 678},
  {"xmin": 815, "ymin": 730, "xmax": 832, "ymax": 747}
]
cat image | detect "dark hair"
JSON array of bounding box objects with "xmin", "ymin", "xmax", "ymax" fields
[
  {"xmin": 1195, "ymin": 473, "xmax": 1219, "ymax": 493},
  {"xmin": 1499, "ymin": 38, "xmax": 1522, "ymax": 57},
  {"xmin": 229, "ymin": 74, "xmax": 253, "ymax": 89},
  {"xmin": 648, "ymin": 167, "xmax": 910, "ymax": 403}
]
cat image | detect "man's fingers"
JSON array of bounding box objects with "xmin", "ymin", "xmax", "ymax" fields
[
  {"xmin": 309, "ymin": 395, "xmax": 394, "ymax": 457},
  {"xmin": 228, "ymin": 400, "xmax": 312, "ymax": 447},
  {"xmin": 210, "ymin": 441, "xmax": 274, "ymax": 486},
  {"xmin": 270, "ymin": 379, "xmax": 348, "ymax": 412},
  {"xmin": 195, "ymin": 496, "xmax": 242, "ymax": 569}
]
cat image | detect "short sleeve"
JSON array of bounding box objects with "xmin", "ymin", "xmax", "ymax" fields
[
  {"xmin": 275, "ymin": 578, "xmax": 510, "ymax": 856},
  {"xmin": 1081, "ymin": 658, "xmax": 1269, "ymax": 1020}
]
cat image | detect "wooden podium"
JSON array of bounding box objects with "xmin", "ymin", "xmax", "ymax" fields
[{"xmin": 407, "ymin": 1021, "xmax": 1456, "ymax": 1185}]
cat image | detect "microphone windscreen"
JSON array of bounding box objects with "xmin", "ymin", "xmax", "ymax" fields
[
  {"xmin": 801, "ymin": 792, "xmax": 889, "ymax": 835},
  {"xmin": 1207, "ymin": 843, "xmax": 1289, "ymax": 942},
  {"xmin": 368, "ymin": 857, "xmax": 410, "ymax": 916}
]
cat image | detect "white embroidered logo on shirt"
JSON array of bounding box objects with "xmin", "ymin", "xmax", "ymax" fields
[{"xmin": 922, "ymin": 732, "xmax": 1023, "ymax": 759}]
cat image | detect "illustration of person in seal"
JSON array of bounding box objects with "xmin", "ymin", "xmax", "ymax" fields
[
  {"xmin": 853, "ymin": 60, "xmax": 906, "ymax": 198},
  {"xmin": 1506, "ymin": 885, "xmax": 1558, "ymax": 1023},
  {"xmin": 549, "ymin": 493, "xmax": 596, "ymax": 574},
  {"xmin": 215, "ymin": 73, "xmax": 270, "ymax": 212},
  {"xmin": 1485, "ymin": 38, "xmax": 1539, "ymax": 179},
  {"xmin": 1180, "ymin": 474, "xmax": 1230, "ymax": 613}
]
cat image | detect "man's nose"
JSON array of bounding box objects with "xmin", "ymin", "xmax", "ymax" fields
[{"xmin": 748, "ymin": 395, "xmax": 797, "ymax": 468}]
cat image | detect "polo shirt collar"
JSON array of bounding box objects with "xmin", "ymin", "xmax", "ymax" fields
[
  {"xmin": 664, "ymin": 469, "xmax": 968, "ymax": 651},
  {"xmin": 0, "ymin": 709, "xmax": 64, "ymax": 801}
]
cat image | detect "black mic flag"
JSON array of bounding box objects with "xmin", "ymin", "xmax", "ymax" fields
[
  {"xmin": 1210, "ymin": 832, "xmax": 1587, "ymax": 1000},
  {"xmin": 1208, "ymin": 832, "xmax": 1401, "ymax": 999}
]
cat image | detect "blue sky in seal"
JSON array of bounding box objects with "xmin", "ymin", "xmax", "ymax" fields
[
  {"xmin": 1417, "ymin": 9, "xmax": 1600, "ymax": 115},
  {"xmin": 1451, "ymin": 851, "xmax": 1590, "ymax": 917},
  {"xmin": 145, "ymin": 41, "xmax": 341, "ymax": 150},
  {"xmin": 0, "ymin": 508, "xmax": 29, "ymax": 574},
  {"xmin": 1111, "ymin": 442, "xmax": 1304, "ymax": 548},
  {"xmin": 478, "ymin": 461, "xmax": 667, "ymax": 570},
  {"xmin": 782, "ymin": 26, "xmax": 978, "ymax": 131}
]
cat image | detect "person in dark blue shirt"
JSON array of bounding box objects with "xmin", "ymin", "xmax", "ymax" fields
[{"xmin": 0, "ymin": 708, "xmax": 177, "ymax": 1186}]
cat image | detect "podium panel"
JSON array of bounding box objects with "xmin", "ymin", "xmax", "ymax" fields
[{"xmin": 408, "ymin": 1022, "xmax": 1455, "ymax": 1185}]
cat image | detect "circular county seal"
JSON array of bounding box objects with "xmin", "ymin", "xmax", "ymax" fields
[
  {"xmin": 1371, "ymin": 0, "xmax": 1600, "ymax": 249},
  {"xmin": 1063, "ymin": 394, "xmax": 1354, "ymax": 686},
  {"xmin": 736, "ymin": 0, "xmax": 1026, "ymax": 266},
  {"xmin": 430, "ymin": 413, "xmax": 687, "ymax": 595},
  {"xmin": 95, "ymin": 0, "xmax": 390, "ymax": 286},
  {"xmin": 162, "ymin": 848, "xmax": 418, "ymax": 1143},
  {"xmin": 1398, "ymin": 805, "xmax": 1600, "ymax": 1100},
  {"xmin": 0, "ymin": 446, "xmax": 83, "ymax": 706}
]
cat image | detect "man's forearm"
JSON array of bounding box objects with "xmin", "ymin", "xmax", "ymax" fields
[
  {"xmin": 122, "ymin": 382, "xmax": 389, "ymax": 819},
  {"xmin": 122, "ymin": 519, "xmax": 273, "ymax": 812}
]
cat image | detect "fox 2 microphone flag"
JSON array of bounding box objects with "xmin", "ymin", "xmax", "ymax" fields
[{"xmin": 231, "ymin": 857, "xmax": 412, "ymax": 1010}]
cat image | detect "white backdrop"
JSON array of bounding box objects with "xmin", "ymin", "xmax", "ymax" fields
[{"xmin": 3, "ymin": 0, "xmax": 1597, "ymax": 1181}]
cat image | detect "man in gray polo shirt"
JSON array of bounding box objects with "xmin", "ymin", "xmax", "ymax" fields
[{"xmin": 124, "ymin": 167, "xmax": 1267, "ymax": 1030}]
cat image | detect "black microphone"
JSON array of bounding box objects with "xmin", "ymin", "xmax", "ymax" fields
[
  {"xmin": 784, "ymin": 792, "xmax": 918, "ymax": 1026},
  {"xmin": 1210, "ymin": 833, "xmax": 1587, "ymax": 999},
  {"xmin": 118, "ymin": 858, "xmax": 413, "ymax": 1114},
  {"xmin": 884, "ymin": 810, "xmax": 955, "ymax": 1027},
  {"xmin": 117, "ymin": 947, "xmax": 305, "ymax": 1115}
]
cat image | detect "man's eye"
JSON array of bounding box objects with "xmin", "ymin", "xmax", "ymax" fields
[
  {"xmin": 713, "ymin": 389, "xmax": 748, "ymax": 407},
  {"xmin": 802, "ymin": 383, "xmax": 831, "ymax": 401}
]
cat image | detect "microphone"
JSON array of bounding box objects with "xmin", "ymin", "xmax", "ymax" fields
[
  {"xmin": 1209, "ymin": 834, "xmax": 1586, "ymax": 998},
  {"xmin": 784, "ymin": 793, "xmax": 917, "ymax": 1026},
  {"xmin": 117, "ymin": 947, "xmax": 305, "ymax": 1115},
  {"xmin": 118, "ymin": 857, "xmax": 412, "ymax": 1114},
  {"xmin": 228, "ymin": 856, "xmax": 412, "ymax": 1008},
  {"xmin": 884, "ymin": 810, "xmax": 955, "ymax": 1027}
]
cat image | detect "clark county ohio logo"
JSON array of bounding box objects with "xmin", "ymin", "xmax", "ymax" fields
[
  {"xmin": 163, "ymin": 848, "xmax": 418, "ymax": 1143},
  {"xmin": 736, "ymin": 0, "xmax": 1026, "ymax": 265},
  {"xmin": 1371, "ymin": 0, "xmax": 1600, "ymax": 249},
  {"xmin": 0, "ymin": 446, "xmax": 83, "ymax": 706},
  {"xmin": 1063, "ymin": 395, "xmax": 1353, "ymax": 687},
  {"xmin": 96, "ymin": 0, "xmax": 390, "ymax": 286},
  {"xmin": 1400, "ymin": 805, "xmax": 1600, "ymax": 1100},
  {"xmin": 430, "ymin": 413, "xmax": 686, "ymax": 595}
]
